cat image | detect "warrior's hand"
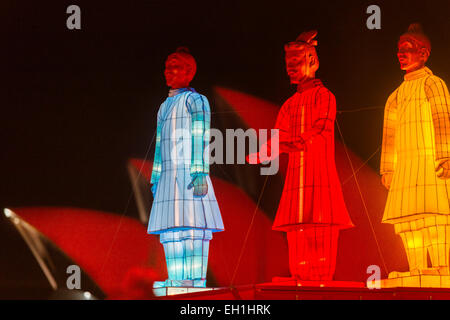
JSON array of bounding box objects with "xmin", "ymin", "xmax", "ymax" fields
[
  {"xmin": 436, "ymin": 159, "xmax": 450, "ymax": 179},
  {"xmin": 246, "ymin": 151, "xmax": 277, "ymax": 164},
  {"xmin": 246, "ymin": 152, "xmax": 261, "ymax": 164},
  {"xmin": 188, "ymin": 174, "xmax": 208, "ymax": 197},
  {"xmin": 381, "ymin": 173, "xmax": 393, "ymax": 190},
  {"xmin": 246, "ymin": 139, "xmax": 275, "ymax": 164},
  {"xmin": 151, "ymin": 183, "xmax": 158, "ymax": 198},
  {"xmin": 280, "ymin": 140, "xmax": 305, "ymax": 153}
]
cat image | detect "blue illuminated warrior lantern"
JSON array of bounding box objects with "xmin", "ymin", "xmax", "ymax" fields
[{"xmin": 148, "ymin": 47, "xmax": 224, "ymax": 287}]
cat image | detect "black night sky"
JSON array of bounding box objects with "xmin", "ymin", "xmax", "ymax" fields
[{"xmin": 2, "ymin": 0, "xmax": 450, "ymax": 217}]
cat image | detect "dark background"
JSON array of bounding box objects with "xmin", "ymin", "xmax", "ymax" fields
[{"xmin": 2, "ymin": 0, "xmax": 450, "ymax": 217}]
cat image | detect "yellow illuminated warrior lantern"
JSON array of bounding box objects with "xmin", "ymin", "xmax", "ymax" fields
[{"xmin": 380, "ymin": 24, "xmax": 450, "ymax": 287}]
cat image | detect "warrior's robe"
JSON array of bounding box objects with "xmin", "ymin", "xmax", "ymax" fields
[
  {"xmin": 273, "ymin": 79, "xmax": 353, "ymax": 231},
  {"xmin": 381, "ymin": 67, "xmax": 450, "ymax": 224},
  {"xmin": 148, "ymin": 87, "xmax": 224, "ymax": 234}
]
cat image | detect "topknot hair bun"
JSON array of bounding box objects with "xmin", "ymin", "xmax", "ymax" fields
[
  {"xmin": 407, "ymin": 23, "xmax": 424, "ymax": 34},
  {"xmin": 176, "ymin": 47, "xmax": 191, "ymax": 54}
]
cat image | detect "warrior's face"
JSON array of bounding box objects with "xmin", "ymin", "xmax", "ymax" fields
[
  {"xmin": 397, "ymin": 40, "xmax": 427, "ymax": 73},
  {"xmin": 285, "ymin": 47, "xmax": 318, "ymax": 84},
  {"xmin": 164, "ymin": 57, "xmax": 193, "ymax": 89}
]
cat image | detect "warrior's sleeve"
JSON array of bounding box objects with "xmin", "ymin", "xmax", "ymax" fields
[
  {"xmin": 150, "ymin": 112, "xmax": 162, "ymax": 185},
  {"xmin": 380, "ymin": 89, "xmax": 398, "ymax": 175},
  {"xmin": 275, "ymin": 99, "xmax": 290, "ymax": 133},
  {"xmin": 425, "ymin": 76, "xmax": 450, "ymax": 161},
  {"xmin": 187, "ymin": 93, "xmax": 210, "ymax": 176},
  {"xmin": 274, "ymin": 99, "xmax": 297, "ymax": 153},
  {"xmin": 300, "ymin": 87, "xmax": 335, "ymax": 145}
]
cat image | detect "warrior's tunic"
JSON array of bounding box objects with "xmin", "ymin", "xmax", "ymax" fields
[
  {"xmin": 273, "ymin": 79, "xmax": 353, "ymax": 231},
  {"xmin": 148, "ymin": 88, "xmax": 224, "ymax": 234},
  {"xmin": 381, "ymin": 67, "xmax": 450, "ymax": 223}
]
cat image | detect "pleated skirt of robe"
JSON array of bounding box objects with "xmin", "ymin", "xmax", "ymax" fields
[
  {"xmin": 148, "ymin": 165, "xmax": 224, "ymax": 234},
  {"xmin": 273, "ymin": 143, "xmax": 353, "ymax": 232},
  {"xmin": 383, "ymin": 151, "xmax": 450, "ymax": 223}
]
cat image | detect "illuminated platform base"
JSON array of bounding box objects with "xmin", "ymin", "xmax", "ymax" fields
[
  {"xmin": 253, "ymin": 283, "xmax": 450, "ymax": 300},
  {"xmin": 153, "ymin": 280, "xmax": 206, "ymax": 288},
  {"xmin": 153, "ymin": 280, "xmax": 226, "ymax": 297},
  {"xmin": 380, "ymin": 275, "xmax": 450, "ymax": 288},
  {"xmin": 159, "ymin": 283, "xmax": 450, "ymax": 300},
  {"xmin": 271, "ymin": 277, "xmax": 365, "ymax": 288},
  {"xmin": 153, "ymin": 286, "xmax": 224, "ymax": 297}
]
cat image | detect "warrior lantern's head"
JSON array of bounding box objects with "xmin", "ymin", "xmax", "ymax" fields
[
  {"xmin": 165, "ymin": 47, "xmax": 197, "ymax": 89},
  {"xmin": 397, "ymin": 23, "xmax": 431, "ymax": 72},
  {"xmin": 284, "ymin": 30, "xmax": 319, "ymax": 84}
]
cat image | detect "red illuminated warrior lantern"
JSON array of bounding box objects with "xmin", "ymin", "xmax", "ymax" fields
[
  {"xmin": 380, "ymin": 24, "xmax": 450, "ymax": 287},
  {"xmin": 250, "ymin": 31, "xmax": 354, "ymax": 282}
]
